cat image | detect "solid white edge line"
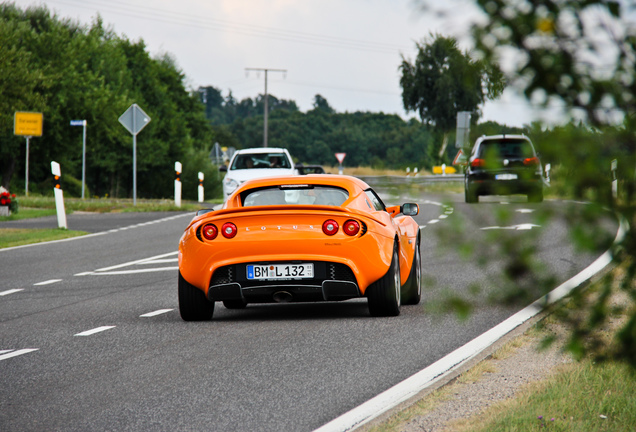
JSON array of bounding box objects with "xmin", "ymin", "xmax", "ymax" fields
[
  {"xmin": 74, "ymin": 326, "xmax": 116, "ymax": 336},
  {"xmin": 313, "ymin": 216, "xmax": 628, "ymax": 432},
  {"xmin": 0, "ymin": 349, "xmax": 39, "ymax": 361},
  {"xmin": 0, "ymin": 213, "xmax": 193, "ymax": 253}
]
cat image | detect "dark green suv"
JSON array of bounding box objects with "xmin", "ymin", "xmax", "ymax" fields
[{"xmin": 464, "ymin": 134, "xmax": 544, "ymax": 203}]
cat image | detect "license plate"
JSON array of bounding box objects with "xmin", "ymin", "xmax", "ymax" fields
[
  {"xmin": 247, "ymin": 264, "xmax": 314, "ymax": 280},
  {"xmin": 495, "ymin": 173, "xmax": 518, "ymax": 180}
]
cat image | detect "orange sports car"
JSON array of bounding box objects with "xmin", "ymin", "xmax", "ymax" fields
[{"xmin": 178, "ymin": 174, "xmax": 421, "ymax": 320}]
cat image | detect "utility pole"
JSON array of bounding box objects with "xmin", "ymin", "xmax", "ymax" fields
[{"xmin": 245, "ymin": 68, "xmax": 287, "ymax": 147}]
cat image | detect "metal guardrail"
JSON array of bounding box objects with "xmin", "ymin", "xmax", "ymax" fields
[{"xmin": 356, "ymin": 174, "xmax": 464, "ymax": 186}]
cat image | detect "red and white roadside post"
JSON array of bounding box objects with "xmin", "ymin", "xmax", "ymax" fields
[
  {"xmin": 335, "ymin": 152, "xmax": 346, "ymax": 175},
  {"xmin": 198, "ymin": 172, "xmax": 204, "ymax": 203},
  {"xmin": 174, "ymin": 161, "xmax": 182, "ymax": 208},
  {"xmin": 51, "ymin": 161, "xmax": 67, "ymax": 229}
]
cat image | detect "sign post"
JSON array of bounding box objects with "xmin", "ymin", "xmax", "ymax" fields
[
  {"xmin": 14, "ymin": 112, "xmax": 43, "ymax": 196},
  {"xmin": 198, "ymin": 172, "xmax": 205, "ymax": 203},
  {"xmin": 118, "ymin": 104, "xmax": 151, "ymax": 205},
  {"xmin": 174, "ymin": 161, "xmax": 182, "ymax": 207},
  {"xmin": 70, "ymin": 120, "xmax": 87, "ymax": 198},
  {"xmin": 335, "ymin": 152, "xmax": 346, "ymax": 175},
  {"xmin": 51, "ymin": 161, "xmax": 68, "ymax": 229}
]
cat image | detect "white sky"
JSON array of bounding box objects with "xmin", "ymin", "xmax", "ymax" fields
[{"xmin": 14, "ymin": 0, "xmax": 545, "ymax": 127}]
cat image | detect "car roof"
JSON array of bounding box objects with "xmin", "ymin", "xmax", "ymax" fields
[
  {"xmin": 225, "ymin": 174, "xmax": 371, "ymax": 206},
  {"xmin": 475, "ymin": 134, "xmax": 532, "ymax": 144},
  {"xmin": 233, "ymin": 147, "xmax": 290, "ymax": 155}
]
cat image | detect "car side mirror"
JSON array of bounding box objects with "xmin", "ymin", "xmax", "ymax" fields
[
  {"xmin": 219, "ymin": 165, "xmax": 228, "ymax": 173},
  {"xmin": 401, "ymin": 203, "xmax": 419, "ymax": 216}
]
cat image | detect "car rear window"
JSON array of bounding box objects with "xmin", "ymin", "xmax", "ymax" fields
[
  {"xmin": 477, "ymin": 139, "xmax": 535, "ymax": 159},
  {"xmin": 241, "ymin": 185, "xmax": 348, "ymax": 206},
  {"xmin": 230, "ymin": 152, "xmax": 291, "ymax": 170}
]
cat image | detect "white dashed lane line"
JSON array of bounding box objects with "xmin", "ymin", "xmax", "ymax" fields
[
  {"xmin": 74, "ymin": 326, "xmax": 116, "ymax": 337},
  {"xmin": 0, "ymin": 349, "xmax": 39, "ymax": 361},
  {"xmin": 0, "ymin": 289, "xmax": 24, "ymax": 296},
  {"xmin": 140, "ymin": 309, "xmax": 174, "ymax": 318},
  {"xmin": 34, "ymin": 279, "xmax": 62, "ymax": 286}
]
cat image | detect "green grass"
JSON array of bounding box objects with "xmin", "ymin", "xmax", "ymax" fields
[
  {"xmin": 0, "ymin": 207, "xmax": 57, "ymax": 221},
  {"xmin": 452, "ymin": 360, "xmax": 636, "ymax": 432},
  {"xmin": 0, "ymin": 228, "xmax": 87, "ymax": 248}
]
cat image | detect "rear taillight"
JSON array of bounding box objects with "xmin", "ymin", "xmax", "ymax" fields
[
  {"xmin": 524, "ymin": 157, "xmax": 539, "ymax": 166},
  {"xmin": 221, "ymin": 222, "xmax": 238, "ymax": 239},
  {"xmin": 343, "ymin": 219, "xmax": 360, "ymax": 236},
  {"xmin": 471, "ymin": 158, "xmax": 485, "ymax": 168},
  {"xmin": 202, "ymin": 224, "xmax": 218, "ymax": 240},
  {"xmin": 322, "ymin": 219, "xmax": 339, "ymax": 236}
]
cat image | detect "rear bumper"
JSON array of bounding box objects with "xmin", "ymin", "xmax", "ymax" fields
[
  {"xmin": 208, "ymin": 280, "xmax": 361, "ymax": 303},
  {"xmin": 466, "ymin": 175, "xmax": 542, "ymax": 196}
]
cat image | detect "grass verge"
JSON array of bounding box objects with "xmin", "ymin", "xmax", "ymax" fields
[{"xmin": 0, "ymin": 228, "xmax": 87, "ymax": 248}]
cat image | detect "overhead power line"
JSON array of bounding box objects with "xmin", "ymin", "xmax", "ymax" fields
[{"xmin": 39, "ymin": 0, "xmax": 414, "ymax": 54}]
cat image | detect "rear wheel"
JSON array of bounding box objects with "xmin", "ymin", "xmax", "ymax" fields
[
  {"xmin": 528, "ymin": 189, "xmax": 543, "ymax": 203},
  {"xmin": 401, "ymin": 234, "xmax": 421, "ymax": 305},
  {"xmin": 178, "ymin": 272, "xmax": 214, "ymax": 321},
  {"xmin": 367, "ymin": 246, "xmax": 401, "ymax": 317},
  {"xmin": 465, "ymin": 181, "xmax": 478, "ymax": 203}
]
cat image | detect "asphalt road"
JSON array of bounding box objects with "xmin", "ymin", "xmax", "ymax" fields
[{"xmin": 0, "ymin": 192, "xmax": 617, "ymax": 431}]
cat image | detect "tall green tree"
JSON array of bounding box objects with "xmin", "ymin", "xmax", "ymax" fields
[{"xmin": 399, "ymin": 34, "xmax": 505, "ymax": 160}]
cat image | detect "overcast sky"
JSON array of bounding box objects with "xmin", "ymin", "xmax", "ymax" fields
[{"xmin": 14, "ymin": 0, "xmax": 543, "ymax": 127}]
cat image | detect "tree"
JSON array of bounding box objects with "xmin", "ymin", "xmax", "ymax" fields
[
  {"xmin": 400, "ymin": 34, "xmax": 504, "ymax": 160},
  {"xmin": 312, "ymin": 94, "xmax": 335, "ymax": 114}
]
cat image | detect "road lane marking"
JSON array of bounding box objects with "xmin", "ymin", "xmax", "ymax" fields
[
  {"xmin": 0, "ymin": 349, "xmax": 39, "ymax": 361},
  {"xmin": 516, "ymin": 208, "xmax": 534, "ymax": 213},
  {"xmin": 427, "ymin": 219, "xmax": 439, "ymax": 224},
  {"xmin": 140, "ymin": 309, "xmax": 174, "ymax": 317},
  {"xmin": 95, "ymin": 251, "xmax": 178, "ymax": 272},
  {"xmin": 0, "ymin": 289, "xmax": 24, "ymax": 296},
  {"xmin": 74, "ymin": 326, "xmax": 116, "ymax": 336},
  {"xmin": 34, "ymin": 279, "xmax": 62, "ymax": 286},
  {"xmin": 138, "ymin": 258, "xmax": 178, "ymax": 265},
  {"xmin": 481, "ymin": 224, "xmax": 541, "ymax": 231},
  {"xmin": 85, "ymin": 267, "xmax": 178, "ymax": 276}
]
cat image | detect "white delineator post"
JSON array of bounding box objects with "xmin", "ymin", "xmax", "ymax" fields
[
  {"xmin": 198, "ymin": 172, "xmax": 204, "ymax": 203},
  {"xmin": 51, "ymin": 161, "xmax": 67, "ymax": 229},
  {"xmin": 174, "ymin": 161, "xmax": 182, "ymax": 207}
]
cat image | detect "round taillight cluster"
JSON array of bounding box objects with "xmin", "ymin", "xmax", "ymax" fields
[
  {"xmin": 202, "ymin": 224, "xmax": 218, "ymax": 240},
  {"xmin": 221, "ymin": 222, "xmax": 238, "ymax": 239},
  {"xmin": 201, "ymin": 222, "xmax": 237, "ymax": 240},
  {"xmin": 322, "ymin": 219, "xmax": 339, "ymax": 236},
  {"xmin": 322, "ymin": 219, "xmax": 360, "ymax": 236},
  {"xmin": 343, "ymin": 219, "xmax": 360, "ymax": 236}
]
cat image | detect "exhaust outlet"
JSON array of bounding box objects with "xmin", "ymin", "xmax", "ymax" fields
[{"xmin": 273, "ymin": 291, "xmax": 293, "ymax": 303}]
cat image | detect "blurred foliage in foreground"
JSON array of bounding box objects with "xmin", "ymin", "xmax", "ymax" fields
[{"xmin": 419, "ymin": 0, "xmax": 636, "ymax": 368}]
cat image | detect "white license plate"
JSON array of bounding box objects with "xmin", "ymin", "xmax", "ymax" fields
[
  {"xmin": 247, "ymin": 263, "xmax": 314, "ymax": 280},
  {"xmin": 495, "ymin": 173, "xmax": 518, "ymax": 180}
]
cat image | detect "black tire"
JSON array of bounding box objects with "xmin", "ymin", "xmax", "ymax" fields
[
  {"xmin": 367, "ymin": 246, "xmax": 401, "ymax": 317},
  {"xmin": 178, "ymin": 272, "xmax": 214, "ymax": 321},
  {"xmin": 465, "ymin": 181, "xmax": 478, "ymax": 203},
  {"xmin": 223, "ymin": 299, "xmax": 248, "ymax": 309},
  {"xmin": 401, "ymin": 234, "xmax": 421, "ymax": 305},
  {"xmin": 528, "ymin": 189, "xmax": 543, "ymax": 203}
]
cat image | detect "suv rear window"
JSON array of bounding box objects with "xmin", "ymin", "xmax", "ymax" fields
[{"xmin": 477, "ymin": 139, "xmax": 535, "ymax": 159}]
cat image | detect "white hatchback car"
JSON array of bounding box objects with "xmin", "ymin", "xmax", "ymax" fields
[{"xmin": 220, "ymin": 147, "xmax": 297, "ymax": 200}]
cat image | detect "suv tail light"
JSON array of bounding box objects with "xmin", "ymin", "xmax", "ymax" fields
[
  {"xmin": 523, "ymin": 157, "xmax": 539, "ymax": 166},
  {"xmin": 322, "ymin": 219, "xmax": 339, "ymax": 236},
  {"xmin": 471, "ymin": 158, "xmax": 485, "ymax": 168},
  {"xmin": 343, "ymin": 220, "xmax": 360, "ymax": 236},
  {"xmin": 221, "ymin": 222, "xmax": 238, "ymax": 239},
  {"xmin": 202, "ymin": 224, "xmax": 218, "ymax": 240}
]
